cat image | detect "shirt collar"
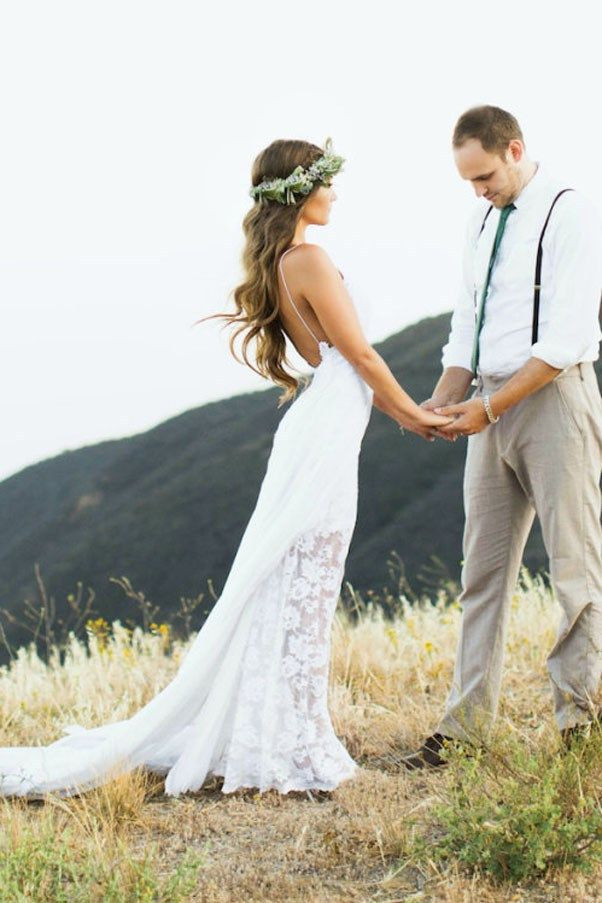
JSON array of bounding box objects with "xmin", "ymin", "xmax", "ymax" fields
[{"xmin": 512, "ymin": 162, "xmax": 549, "ymax": 209}]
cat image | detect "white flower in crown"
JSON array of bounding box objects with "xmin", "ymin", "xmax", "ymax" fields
[{"xmin": 250, "ymin": 138, "xmax": 344, "ymax": 205}]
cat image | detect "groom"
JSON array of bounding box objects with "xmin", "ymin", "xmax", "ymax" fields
[{"xmin": 405, "ymin": 105, "xmax": 602, "ymax": 768}]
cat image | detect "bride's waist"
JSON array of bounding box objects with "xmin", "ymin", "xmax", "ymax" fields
[
  {"xmin": 275, "ymin": 373, "xmax": 371, "ymax": 436},
  {"xmin": 306, "ymin": 365, "xmax": 371, "ymax": 402},
  {"xmin": 311, "ymin": 350, "xmax": 370, "ymax": 388}
]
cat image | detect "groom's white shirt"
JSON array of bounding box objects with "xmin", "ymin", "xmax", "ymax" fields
[{"xmin": 442, "ymin": 164, "xmax": 602, "ymax": 378}]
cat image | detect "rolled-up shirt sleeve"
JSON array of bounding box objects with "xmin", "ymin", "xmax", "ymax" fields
[
  {"xmin": 441, "ymin": 211, "xmax": 481, "ymax": 371},
  {"xmin": 531, "ymin": 192, "xmax": 602, "ymax": 370}
]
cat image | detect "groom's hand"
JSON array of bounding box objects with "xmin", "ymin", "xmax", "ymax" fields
[
  {"xmin": 421, "ymin": 398, "xmax": 458, "ymax": 441},
  {"xmin": 421, "ymin": 368, "xmax": 474, "ymax": 441},
  {"xmin": 434, "ymin": 398, "xmax": 489, "ymax": 436}
]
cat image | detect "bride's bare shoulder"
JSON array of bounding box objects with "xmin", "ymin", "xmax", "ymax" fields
[{"xmin": 284, "ymin": 243, "xmax": 338, "ymax": 277}]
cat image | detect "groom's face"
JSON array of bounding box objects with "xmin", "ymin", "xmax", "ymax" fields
[{"xmin": 454, "ymin": 138, "xmax": 523, "ymax": 208}]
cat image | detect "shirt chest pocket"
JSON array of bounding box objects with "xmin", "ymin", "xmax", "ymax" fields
[{"xmin": 475, "ymin": 231, "xmax": 540, "ymax": 298}]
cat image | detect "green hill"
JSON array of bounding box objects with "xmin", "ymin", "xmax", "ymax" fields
[{"xmin": 0, "ymin": 313, "xmax": 599, "ymax": 659}]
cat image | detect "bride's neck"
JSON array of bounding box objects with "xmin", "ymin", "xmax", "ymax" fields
[{"xmin": 292, "ymin": 220, "xmax": 307, "ymax": 246}]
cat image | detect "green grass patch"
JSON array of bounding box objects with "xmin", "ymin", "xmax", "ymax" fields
[
  {"xmin": 0, "ymin": 813, "xmax": 204, "ymax": 902},
  {"xmin": 417, "ymin": 729, "xmax": 602, "ymax": 883}
]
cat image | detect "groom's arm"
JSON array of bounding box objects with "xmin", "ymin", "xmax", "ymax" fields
[
  {"xmin": 424, "ymin": 366, "xmax": 474, "ymax": 408},
  {"xmin": 422, "ymin": 207, "xmax": 483, "ymax": 438},
  {"xmin": 435, "ymin": 358, "xmax": 561, "ymax": 434}
]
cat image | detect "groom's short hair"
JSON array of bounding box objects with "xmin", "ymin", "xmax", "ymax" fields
[{"xmin": 453, "ymin": 106, "xmax": 524, "ymax": 157}]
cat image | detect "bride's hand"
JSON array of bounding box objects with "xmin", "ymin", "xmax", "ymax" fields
[{"xmin": 399, "ymin": 408, "xmax": 455, "ymax": 442}]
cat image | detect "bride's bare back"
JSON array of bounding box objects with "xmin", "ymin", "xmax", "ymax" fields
[
  {"xmin": 276, "ymin": 242, "xmax": 452, "ymax": 440},
  {"xmin": 277, "ymin": 244, "xmax": 334, "ymax": 367}
]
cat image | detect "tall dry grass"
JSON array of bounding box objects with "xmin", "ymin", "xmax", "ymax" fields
[{"xmin": 0, "ymin": 570, "xmax": 600, "ymax": 901}]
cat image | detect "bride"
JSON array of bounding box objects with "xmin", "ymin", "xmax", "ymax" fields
[{"xmin": 0, "ymin": 138, "xmax": 450, "ymax": 799}]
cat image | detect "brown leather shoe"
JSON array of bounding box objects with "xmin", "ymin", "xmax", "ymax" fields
[{"xmin": 401, "ymin": 733, "xmax": 459, "ymax": 770}]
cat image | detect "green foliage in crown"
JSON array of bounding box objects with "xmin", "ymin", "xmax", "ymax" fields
[{"xmin": 250, "ymin": 138, "xmax": 344, "ymax": 205}]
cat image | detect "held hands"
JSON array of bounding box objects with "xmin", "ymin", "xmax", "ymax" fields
[
  {"xmin": 433, "ymin": 398, "xmax": 491, "ymax": 437},
  {"xmin": 427, "ymin": 360, "xmax": 558, "ymax": 438},
  {"xmin": 419, "ymin": 396, "xmax": 492, "ymax": 440},
  {"xmin": 420, "ymin": 398, "xmax": 459, "ymax": 442},
  {"xmin": 418, "ymin": 368, "xmax": 477, "ymax": 441},
  {"xmin": 399, "ymin": 406, "xmax": 455, "ymax": 442}
]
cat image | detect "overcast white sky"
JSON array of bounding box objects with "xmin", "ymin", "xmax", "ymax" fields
[{"xmin": 1, "ymin": 0, "xmax": 600, "ymax": 482}]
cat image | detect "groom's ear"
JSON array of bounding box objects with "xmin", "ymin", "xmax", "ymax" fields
[{"xmin": 507, "ymin": 140, "xmax": 524, "ymax": 163}]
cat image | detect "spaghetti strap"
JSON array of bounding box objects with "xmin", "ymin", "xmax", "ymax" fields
[{"xmin": 278, "ymin": 247, "xmax": 321, "ymax": 347}]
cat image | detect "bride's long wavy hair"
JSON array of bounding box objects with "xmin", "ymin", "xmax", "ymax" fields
[{"xmin": 208, "ymin": 139, "xmax": 326, "ymax": 404}]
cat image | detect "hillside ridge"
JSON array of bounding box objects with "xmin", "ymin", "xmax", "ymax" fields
[{"xmin": 1, "ymin": 312, "xmax": 599, "ymax": 658}]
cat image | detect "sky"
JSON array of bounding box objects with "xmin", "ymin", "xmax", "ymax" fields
[{"xmin": 1, "ymin": 0, "xmax": 600, "ymax": 482}]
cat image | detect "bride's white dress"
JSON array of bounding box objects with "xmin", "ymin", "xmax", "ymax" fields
[{"xmin": 0, "ymin": 256, "xmax": 374, "ymax": 798}]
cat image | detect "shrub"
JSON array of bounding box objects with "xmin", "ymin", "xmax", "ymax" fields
[{"xmin": 423, "ymin": 730, "xmax": 602, "ymax": 882}]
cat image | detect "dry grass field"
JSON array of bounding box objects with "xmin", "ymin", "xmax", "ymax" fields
[{"xmin": 1, "ymin": 572, "xmax": 601, "ymax": 902}]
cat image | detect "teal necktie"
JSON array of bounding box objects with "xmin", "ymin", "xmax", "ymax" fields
[{"xmin": 470, "ymin": 203, "xmax": 516, "ymax": 375}]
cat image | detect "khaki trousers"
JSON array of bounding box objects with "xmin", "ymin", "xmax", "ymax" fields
[{"xmin": 438, "ymin": 362, "xmax": 602, "ymax": 738}]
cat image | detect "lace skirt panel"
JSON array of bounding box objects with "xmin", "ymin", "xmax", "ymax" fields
[{"xmin": 216, "ymin": 519, "xmax": 357, "ymax": 793}]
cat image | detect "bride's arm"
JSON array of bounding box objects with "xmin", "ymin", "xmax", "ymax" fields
[
  {"xmin": 372, "ymin": 394, "xmax": 389, "ymax": 414},
  {"xmin": 373, "ymin": 394, "xmax": 399, "ymax": 418},
  {"xmin": 294, "ymin": 244, "xmax": 452, "ymax": 439}
]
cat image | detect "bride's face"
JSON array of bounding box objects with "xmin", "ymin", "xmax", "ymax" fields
[{"xmin": 300, "ymin": 183, "xmax": 337, "ymax": 226}]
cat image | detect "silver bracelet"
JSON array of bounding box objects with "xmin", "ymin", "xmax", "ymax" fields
[{"xmin": 482, "ymin": 394, "xmax": 500, "ymax": 424}]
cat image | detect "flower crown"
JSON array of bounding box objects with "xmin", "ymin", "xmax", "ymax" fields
[{"xmin": 249, "ymin": 138, "xmax": 344, "ymax": 205}]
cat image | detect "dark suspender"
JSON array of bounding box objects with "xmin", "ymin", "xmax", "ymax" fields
[
  {"xmin": 478, "ymin": 204, "xmax": 493, "ymax": 237},
  {"xmin": 476, "ymin": 189, "xmax": 574, "ymax": 345},
  {"xmin": 532, "ymin": 188, "xmax": 573, "ymax": 343}
]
